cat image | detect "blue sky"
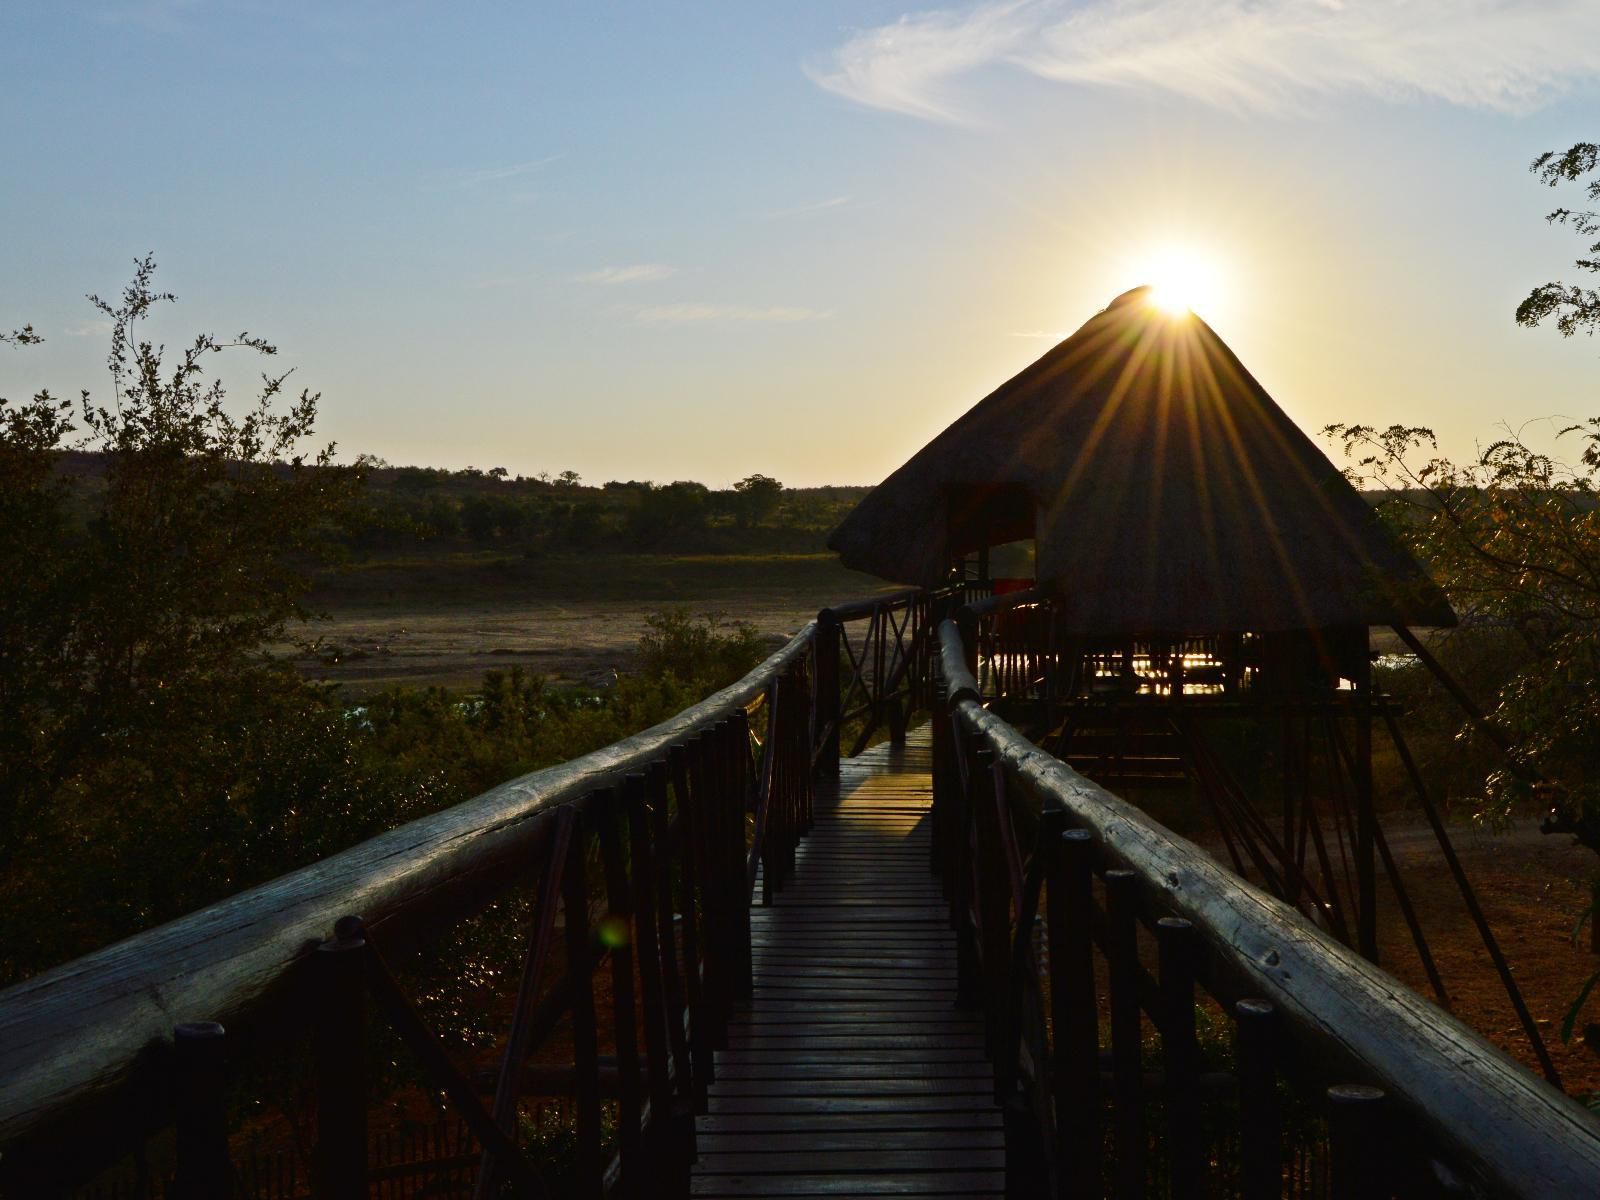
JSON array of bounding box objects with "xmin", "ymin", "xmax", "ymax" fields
[{"xmin": 3, "ymin": 1, "xmax": 1598, "ymax": 485}]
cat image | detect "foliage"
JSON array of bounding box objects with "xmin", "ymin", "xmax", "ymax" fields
[
  {"xmin": 1325, "ymin": 421, "xmax": 1600, "ymax": 842},
  {"xmin": 0, "ymin": 263, "xmax": 777, "ymax": 991},
  {"xmin": 0, "ymin": 259, "xmax": 367, "ymax": 977},
  {"xmin": 0, "ymin": 259, "xmax": 363, "ymax": 886},
  {"xmin": 1328, "ymin": 142, "xmax": 1600, "ymax": 1043},
  {"xmin": 1517, "ymin": 143, "xmax": 1600, "ymax": 338},
  {"xmin": 311, "ymin": 460, "xmax": 859, "ymax": 555},
  {"xmin": 731, "ymin": 472, "xmax": 783, "ymax": 528},
  {"xmin": 636, "ymin": 608, "xmax": 769, "ymax": 687}
]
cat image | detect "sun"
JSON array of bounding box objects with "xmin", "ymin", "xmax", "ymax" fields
[{"xmin": 1129, "ymin": 245, "xmax": 1226, "ymax": 318}]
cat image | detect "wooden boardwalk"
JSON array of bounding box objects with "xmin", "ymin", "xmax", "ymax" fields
[{"xmin": 691, "ymin": 729, "xmax": 1005, "ymax": 1197}]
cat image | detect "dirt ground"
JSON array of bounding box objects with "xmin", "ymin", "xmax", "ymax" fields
[
  {"xmin": 1371, "ymin": 816, "xmax": 1600, "ymax": 1097},
  {"xmin": 277, "ymin": 552, "xmax": 894, "ymax": 693},
  {"xmin": 1178, "ymin": 807, "xmax": 1600, "ymax": 1098}
]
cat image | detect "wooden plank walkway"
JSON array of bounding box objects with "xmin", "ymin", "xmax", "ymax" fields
[{"xmin": 691, "ymin": 728, "xmax": 1004, "ymax": 1197}]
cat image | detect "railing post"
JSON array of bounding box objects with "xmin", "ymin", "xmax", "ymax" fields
[
  {"xmin": 1328, "ymin": 1084, "xmax": 1388, "ymax": 1200},
  {"xmin": 1235, "ymin": 999, "xmax": 1282, "ymax": 1200},
  {"xmin": 595, "ymin": 786, "xmax": 644, "ymax": 1193},
  {"xmin": 727, "ymin": 716, "xmax": 755, "ymax": 1007},
  {"xmin": 646, "ymin": 757, "xmax": 699, "ymax": 1168},
  {"xmin": 1157, "ymin": 916, "xmax": 1202, "ymax": 1200},
  {"xmin": 668, "ymin": 741, "xmax": 715, "ymax": 1106},
  {"xmin": 563, "ymin": 811, "xmax": 605, "ymax": 1199},
  {"xmin": 813, "ymin": 610, "xmax": 841, "ymax": 797},
  {"xmin": 314, "ymin": 920, "xmax": 367, "ymax": 1200},
  {"xmin": 952, "ymin": 719, "xmax": 982, "ymax": 1011},
  {"xmin": 1050, "ymin": 828, "xmax": 1100, "ymax": 1198},
  {"xmin": 1104, "ymin": 870, "xmax": 1144, "ymax": 1200},
  {"xmin": 958, "ymin": 605, "xmax": 979, "ymax": 691},
  {"xmin": 931, "ymin": 682, "xmax": 951, "ymax": 884},
  {"xmin": 172, "ymin": 1022, "xmax": 229, "ymax": 1200},
  {"xmin": 970, "ymin": 744, "xmax": 1010, "ymax": 1050},
  {"xmin": 623, "ymin": 771, "xmax": 681, "ymax": 1190}
]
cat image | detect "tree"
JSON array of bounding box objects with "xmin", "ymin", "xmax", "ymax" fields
[
  {"xmin": 1516, "ymin": 143, "xmax": 1600, "ymax": 337},
  {"xmin": 1327, "ymin": 140, "xmax": 1600, "ymax": 1041},
  {"xmin": 0, "ymin": 257, "xmax": 363, "ymax": 949},
  {"xmin": 627, "ymin": 480, "xmax": 709, "ymax": 548},
  {"xmin": 732, "ymin": 472, "xmax": 783, "ymax": 529}
]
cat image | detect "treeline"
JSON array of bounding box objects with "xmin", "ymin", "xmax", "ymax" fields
[
  {"xmin": 50, "ymin": 453, "xmax": 871, "ymax": 556},
  {"xmin": 348, "ymin": 466, "xmax": 869, "ymax": 555}
]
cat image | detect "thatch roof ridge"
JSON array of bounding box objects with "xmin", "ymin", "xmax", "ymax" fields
[{"xmin": 828, "ymin": 287, "xmax": 1454, "ymax": 633}]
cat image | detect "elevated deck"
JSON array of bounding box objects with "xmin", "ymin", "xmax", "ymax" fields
[{"xmin": 692, "ymin": 730, "xmax": 1004, "ymax": 1197}]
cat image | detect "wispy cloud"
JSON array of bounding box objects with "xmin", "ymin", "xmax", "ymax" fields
[
  {"xmin": 635, "ymin": 303, "xmax": 832, "ymax": 325},
  {"xmin": 577, "ymin": 264, "xmax": 677, "ymax": 285},
  {"xmin": 432, "ymin": 156, "xmax": 562, "ymax": 191},
  {"xmin": 766, "ymin": 195, "xmax": 854, "ymax": 220},
  {"xmin": 809, "ymin": 0, "xmax": 1600, "ymax": 121}
]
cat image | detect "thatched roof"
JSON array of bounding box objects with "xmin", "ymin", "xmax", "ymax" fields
[{"xmin": 828, "ymin": 287, "xmax": 1454, "ymax": 634}]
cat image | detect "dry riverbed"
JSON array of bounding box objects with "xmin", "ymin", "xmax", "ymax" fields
[{"xmin": 277, "ymin": 551, "xmax": 896, "ymax": 694}]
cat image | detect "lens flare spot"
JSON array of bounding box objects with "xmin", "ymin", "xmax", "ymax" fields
[{"xmin": 597, "ymin": 915, "xmax": 630, "ymax": 949}]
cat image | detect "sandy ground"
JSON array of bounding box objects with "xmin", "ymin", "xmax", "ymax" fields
[
  {"xmin": 1184, "ymin": 810, "xmax": 1600, "ymax": 1096},
  {"xmin": 277, "ymin": 596, "xmax": 824, "ymax": 693},
  {"xmin": 1374, "ymin": 816, "xmax": 1600, "ymax": 1095},
  {"xmin": 275, "ymin": 552, "xmax": 892, "ymax": 693}
]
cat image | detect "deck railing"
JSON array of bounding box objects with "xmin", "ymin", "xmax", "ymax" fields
[
  {"xmin": 6, "ymin": 581, "xmax": 1600, "ymax": 1197},
  {"xmin": 0, "ymin": 590, "xmax": 929, "ymax": 1199},
  {"xmin": 933, "ymin": 589, "xmax": 1600, "ymax": 1198}
]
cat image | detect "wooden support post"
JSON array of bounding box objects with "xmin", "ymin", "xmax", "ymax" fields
[
  {"xmin": 813, "ymin": 611, "xmax": 841, "ymax": 797},
  {"xmin": 646, "ymin": 758, "xmax": 698, "ymax": 1167},
  {"xmin": 595, "ymin": 787, "xmax": 643, "ymax": 1194},
  {"xmin": 931, "ymin": 683, "xmax": 949, "ymax": 883},
  {"xmin": 757, "ymin": 680, "xmax": 780, "ymax": 906},
  {"xmin": 953, "ymin": 721, "xmax": 981, "ymax": 1011},
  {"xmin": 1157, "ymin": 917, "xmax": 1203, "ymax": 1200},
  {"xmin": 1104, "ymin": 870, "xmax": 1144, "ymax": 1200},
  {"xmin": 563, "ymin": 815, "xmax": 605, "ymax": 1199},
  {"xmin": 1280, "ymin": 710, "xmax": 1300, "ymax": 909},
  {"xmin": 959, "ymin": 607, "xmax": 979, "ymax": 694},
  {"xmin": 1050, "ymin": 828, "xmax": 1100, "ymax": 1198},
  {"xmin": 172, "ymin": 1022, "xmax": 229, "ymax": 1200},
  {"xmin": 730, "ymin": 717, "xmax": 755, "ymax": 1007},
  {"xmin": 1234, "ymin": 1000, "xmax": 1281, "ymax": 1200},
  {"xmin": 1327, "ymin": 1084, "xmax": 1387, "ymax": 1200},
  {"xmin": 688, "ymin": 733, "xmax": 728, "ymax": 1051},
  {"xmin": 1354, "ymin": 654, "xmax": 1379, "ymax": 962},
  {"xmin": 624, "ymin": 772, "xmax": 680, "ymax": 1186},
  {"xmin": 668, "ymin": 742, "xmax": 714, "ymax": 1105},
  {"xmin": 971, "ymin": 745, "xmax": 1011, "ymax": 1053},
  {"xmin": 314, "ymin": 923, "xmax": 367, "ymax": 1200}
]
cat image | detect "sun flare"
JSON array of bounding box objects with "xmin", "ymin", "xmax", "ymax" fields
[{"xmin": 1130, "ymin": 245, "xmax": 1226, "ymax": 318}]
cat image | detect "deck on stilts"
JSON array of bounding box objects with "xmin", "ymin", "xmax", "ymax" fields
[{"xmin": 689, "ymin": 728, "xmax": 1004, "ymax": 1198}]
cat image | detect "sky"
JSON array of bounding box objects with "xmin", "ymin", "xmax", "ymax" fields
[{"xmin": 2, "ymin": 1, "xmax": 1598, "ymax": 487}]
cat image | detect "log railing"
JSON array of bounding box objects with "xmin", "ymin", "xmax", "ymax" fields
[
  {"xmin": 933, "ymin": 594, "xmax": 1600, "ymax": 1198},
  {"xmin": 0, "ymin": 620, "xmax": 834, "ymax": 1196},
  {"xmin": 8, "ymin": 580, "xmax": 1600, "ymax": 1197},
  {"xmin": 815, "ymin": 586, "xmax": 958, "ymax": 758}
]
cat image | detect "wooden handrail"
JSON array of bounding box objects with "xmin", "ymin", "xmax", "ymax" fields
[
  {"xmin": 821, "ymin": 587, "xmax": 923, "ymax": 623},
  {"xmin": 935, "ymin": 615, "xmax": 1600, "ymax": 1198},
  {"xmin": 0, "ymin": 625, "xmax": 816, "ymax": 1149}
]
